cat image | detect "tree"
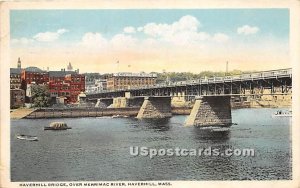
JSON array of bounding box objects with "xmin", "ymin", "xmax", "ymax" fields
[
  {"xmin": 155, "ymin": 69, "xmax": 256, "ymax": 84},
  {"xmin": 31, "ymin": 85, "xmax": 50, "ymax": 108}
]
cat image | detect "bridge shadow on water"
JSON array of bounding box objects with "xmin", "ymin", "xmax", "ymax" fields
[
  {"xmin": 131, "ymin": 118, "xmax": 171, "ymax": 131},
  {"xmin": 192, "ymin": 126, "xmax": 231, "ymax": 142}
]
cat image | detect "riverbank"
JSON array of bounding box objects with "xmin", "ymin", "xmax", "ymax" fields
[
  {"xmin": 23, "ymin": 107, "xmax": 192, "ymax": 119},
  {"xmin": 10, "ymin": 101, "xmax": 291, "ymax": 119},
  {"xmin": 10, "ymin": 108, "xmax": 37, "ymax": 119}
]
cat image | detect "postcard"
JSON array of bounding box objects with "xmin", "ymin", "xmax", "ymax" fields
[{"xmin": 1, "ymin": 0, "xmax": 300, "ymax": 188}]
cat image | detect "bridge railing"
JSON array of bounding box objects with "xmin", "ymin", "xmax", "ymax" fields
[{"xmin": 86, "ymin": 68, "xmax": 291, "ymax": 94}]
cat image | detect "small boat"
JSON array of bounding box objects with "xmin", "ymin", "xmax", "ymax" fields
[
  {"xmin": 112, "ymin": 115, "xmax": 129, "ymax": 118},
  {"xmin": 16, "ymin": 134, "xmax": 38, "ymax": 141},
  {"xmin": 44, "ymin": 122, "xmax": 72, "ymax": 130},
  {"xmin": 272, "ymin": 110, "xmax": 292, "ymax": 117},
  {"xmin": 112, "ymin": 115, "xmax": 122, "ymax": 118}
]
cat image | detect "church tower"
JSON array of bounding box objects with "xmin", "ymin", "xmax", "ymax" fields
[
  {"xmin": 17, "ymin": 57, "xmax": 21, "ymax": 69},
  {"xmin": 67, "ymin": 62, "xmax": 73, "ymax": 71}
]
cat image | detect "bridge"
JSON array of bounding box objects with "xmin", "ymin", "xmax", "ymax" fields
[
  {"xmin": 87, "ymin": 68, "xmax": 292, "ymax": 98},
  {"xmin": 86, "ymin": 68, "xmax": 292, "ymax": 127}
]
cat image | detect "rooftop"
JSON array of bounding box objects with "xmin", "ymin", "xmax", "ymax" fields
[
  {"xmin": 25, "ymin": 66, "xmax": 44, "ymax": 73},
  {"xmin": 49, "ymin": 71, "xmax": 76, "ymax": 77},
  {"xmin": 10, "ymin": 68, "xmax": 21, "ymax": 74},
  {"xmin": 112, "ymin": 72, "xmax": 157, "ymax": 78}
]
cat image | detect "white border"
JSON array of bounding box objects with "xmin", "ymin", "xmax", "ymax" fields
[{"xmin": 1, "ymin": 1, "xmax": 299, "ymax": 188}]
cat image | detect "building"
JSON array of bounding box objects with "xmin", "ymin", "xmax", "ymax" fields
[
  {"xmin": 106, "ymin": 72, "xmax": 157, "ymax": 90},
  {"xmin": 10, "ymin": 89, "xmax": 25, "ymax": 108},
  {"xmin": 86, "ymin": 79, "xmax": 107, "ymax": 93},
  {"xmin": 10, "ymin": 68, "xmax": 22, "ymax": 89},
  {"xmin": 65, "ymin": 73, "xmax": 86, "ymax": 103},
  {"xmin": 84, "ymin": 73, "xmax": 109, "ymax": 93},
  {"xmin": 48, "ymin": 69, "xmax": 85, "ymax": 103},
  {"xmin": 95, "ymin": 79, "xmax": 107, "ymax": 91},
  {"xmin": 84, "ymin": 73, "xmax": 101, "ymax": 93},
  {"xmin": 49, "ymin": 69, "xmax": 75, "ymax": 83},
  {"xmin": 17, "ymin": 57, "xmax": 21, "ymax": 68},
  {"xmin": 67, "ymin": 62, "xmax": 73, "ymax": 71},
  {"xmin": 21, "ymin": 66, "xmax": 49, "ymax": 85},
  {"xmin": 10, "ymin": 57, "xmax": 22, "ymax": 89}
]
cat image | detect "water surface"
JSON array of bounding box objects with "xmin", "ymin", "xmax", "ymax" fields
[{"xmin": 11, "ymin": 108, "xmax": 292, "ymax": 181}]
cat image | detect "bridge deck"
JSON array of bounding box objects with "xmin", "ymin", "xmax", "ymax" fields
[{"xmin": 87, "ymin": 68, "xmax": 292, "ymax": 97}]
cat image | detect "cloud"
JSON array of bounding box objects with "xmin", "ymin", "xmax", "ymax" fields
[
  {"xmin": 78, "ymin": 32, "xmax": 137, "ymax": 52},
  {"xmin": 137, "ymin": 27, "xmax": 143, "ymax": 32},
  {"xmin": 213, "ymin": 33, "xmax": 229, "ymax": 43},
  {"xmin": 111, "ymin": 34, "xmax": 137, "ymax": 48},
  {"xmin": 11, "ymin": 37, "xmax": 35, "ymax": 45},
  {"xmin": 33, "ymin": 28, "xmax": 69, "ymax": 42},
  {"xmin": 77, "ymin": 15, "xmax": 231, "ymax": 52},
  {"xmin": 141, "ymin": 15, "xmax": 200, "ymax": 38},
  {"xmin": 123, "ymin": 26, "xmax": 136, "ymax": 34},
  {"xmin": 57, "ymin": 29, "xmax": 68, "ymax": 34},
  {"xmin": 81, "ymin": 32, "xmax": 108, "ymax": 48},
  {"xmin": 237, "ymin": 25, "xmax": 259, "ymax": 35},
  {"xmin": 137, "ymin": 15, "xmax": 229, "ymax": 46}
]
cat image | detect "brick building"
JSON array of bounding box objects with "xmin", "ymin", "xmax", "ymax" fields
[
  {"xmin": 21, "ymin": 66, "xmax": 49, "ymax": 85},
  {"xmin": 48, "ymin": 69, "xmax": 85, "ymax": 103},
  {"xmin": 107, "ymin": 72, "xmax": 157, "ymax": 90}
]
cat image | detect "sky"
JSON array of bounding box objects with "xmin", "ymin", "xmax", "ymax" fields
[{"xmin": 10, "ymin": 9, "xmax": 290, "ymax": 73}]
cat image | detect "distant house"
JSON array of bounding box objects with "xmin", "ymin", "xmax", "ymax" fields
[{"xmin": 10, "ymin": 89, "xmax": 25, "ymax": 108}]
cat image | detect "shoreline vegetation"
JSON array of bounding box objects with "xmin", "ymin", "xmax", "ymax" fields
[{"xmin": 154, "ymin": 70, "xmax": 254, "ymax": 84}]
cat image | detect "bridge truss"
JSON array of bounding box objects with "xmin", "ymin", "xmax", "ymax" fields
[{"xmin": 87, "ymin": 68, "xmax": 292, "ymax": 99}]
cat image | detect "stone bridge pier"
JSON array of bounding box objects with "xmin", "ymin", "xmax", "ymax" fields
[
  {"xmin": 95, "ymin": 98, "xmax": 113, "ymax": 108},
  {"xmin": 137, "ymin": 96, "xmax": 172, "ymax": 119},
  {"xmin": 185, "ymin": 96, "xmax": 232, "ymax": 127}
]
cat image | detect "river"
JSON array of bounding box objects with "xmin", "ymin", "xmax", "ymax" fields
[{"xmin": 10, "ymin": 108, "xmax": 292, "ymax": 181}]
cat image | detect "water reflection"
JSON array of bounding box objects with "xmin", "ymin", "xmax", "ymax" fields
[
  {"xmin": 192, "ymin": 127, "xmax": 230, "ymax": 142},
  {"xmin": 134, "ymin": 118, "xmax": 171, "ymax": 131}
]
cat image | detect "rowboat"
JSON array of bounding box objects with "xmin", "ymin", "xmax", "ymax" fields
[{"xmin": 16, "ymin": 134, "xmax": 38, "ymax": 141}]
